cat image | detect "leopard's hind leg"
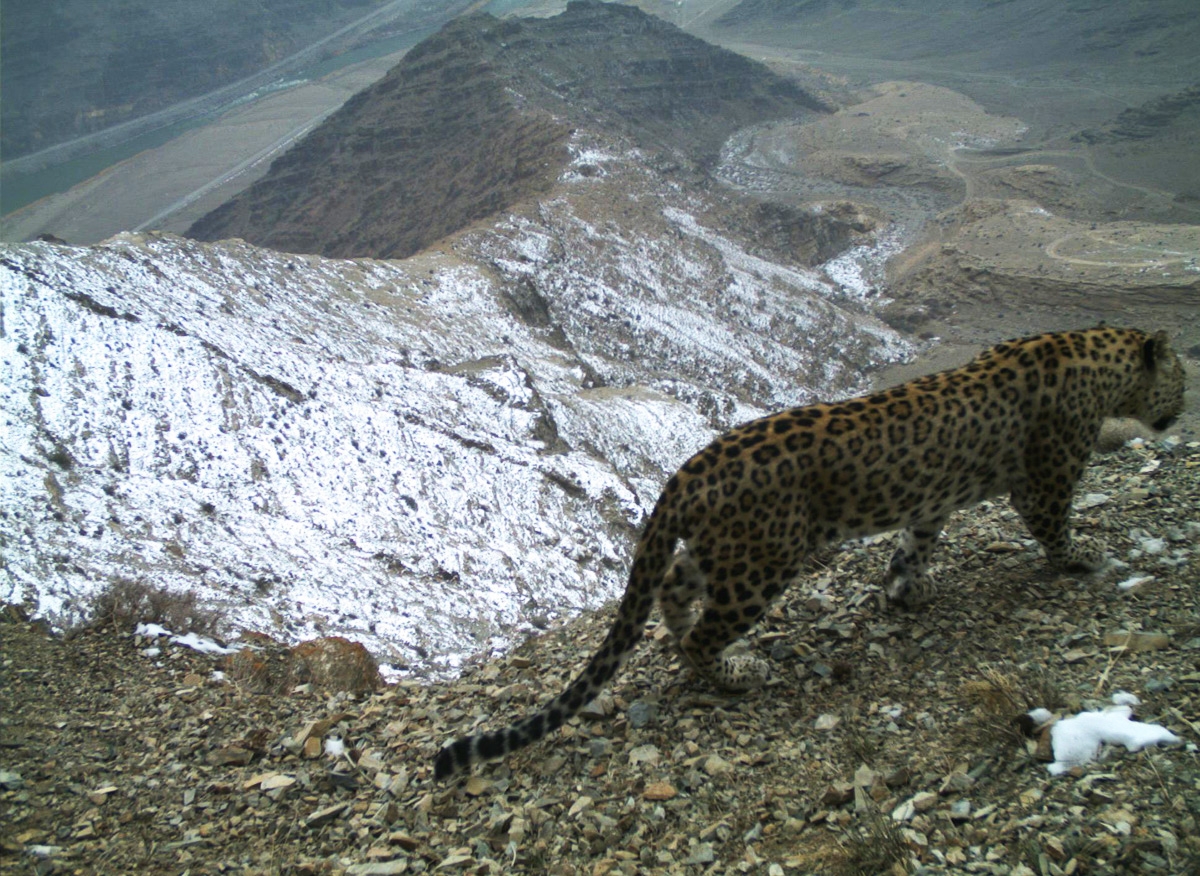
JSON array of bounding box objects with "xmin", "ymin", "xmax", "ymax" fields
[
  {"xmin": 660, "ymin": 544, "xmax": 705, "ymax": 642},
  {"xmin": 678, "ymin": 541, "xmax": 804, "ymax": 692}
]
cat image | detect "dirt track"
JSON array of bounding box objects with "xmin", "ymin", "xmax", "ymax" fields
[{"xmin": 0, "ymin": 50, "xmax": 406, "ymax": 245}]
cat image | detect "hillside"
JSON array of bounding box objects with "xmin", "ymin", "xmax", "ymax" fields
[
  {"xmin": 187, "ymin": 0, "xmax": 827, "ymax": 259},
  {"xmin": 1, "ymin": 135, "xmax": 905, "ymax": 677},
  {"xmin": 3, "ymin": 438, "xmax": 1197, "ymax": 873}
]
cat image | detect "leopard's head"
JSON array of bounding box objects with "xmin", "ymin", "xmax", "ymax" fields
[{"xmin": 1138, "ymin": 331, "xmax": 1187, "ymax": 431}]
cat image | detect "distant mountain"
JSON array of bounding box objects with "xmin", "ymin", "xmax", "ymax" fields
[
  {"xmin": 714, "ymin": 0, "xmax": 1200, "ymax": 84},
  {"xmin": 705, "ymin": 0, "xmax": 1200, "ymax": 203},
  {"xmin": 187, "ymin": 0, "xmax": 828, "ymax": 260}
]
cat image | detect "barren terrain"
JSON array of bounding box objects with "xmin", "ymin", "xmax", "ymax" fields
[{"xmin": 708, "ymin": 67, "xmax": 1200, "ymax": 435}]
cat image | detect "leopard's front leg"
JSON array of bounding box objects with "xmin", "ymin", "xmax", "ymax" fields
[
  {"xmin": 1010, "ymin": 476, "xmax": 1107, "ymax": 572},
  {"xmin": 883, "ymin": 516, "xmax": 947, "ymax": 609}
]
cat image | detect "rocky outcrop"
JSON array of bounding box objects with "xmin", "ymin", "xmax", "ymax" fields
[{"xmin": 187, "ymin": 1, "xmax": 827, "ymax": 260}]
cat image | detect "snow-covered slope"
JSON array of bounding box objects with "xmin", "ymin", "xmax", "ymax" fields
[{"xmin": 1, "ymin": 148, "xmax": 909, "ymax": 677}]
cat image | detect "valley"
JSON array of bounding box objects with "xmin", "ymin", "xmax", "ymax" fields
[{"xmin": 2, "ymin": 4, "xmax": 1200, "ymax": 874}]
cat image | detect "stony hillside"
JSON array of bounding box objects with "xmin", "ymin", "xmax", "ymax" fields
[
  {"xmin": 3, "ymin": 438, "xmax": 1197, "ymax": 874},
  {"xmin": 187, "ymin": 0, "xmax": 827, "ymax": 259}
]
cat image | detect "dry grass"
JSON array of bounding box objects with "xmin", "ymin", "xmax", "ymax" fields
[
  {"xmin": 833, "ymin": 805, "xmax": 912, "ymax": 876},
  {"xmin": 962, "ymin": 661, "xmax": 1066, "ymax": 749},
  {"xmin": 85, "ymin": 577, "xmax": 223, "ymax": 636}
]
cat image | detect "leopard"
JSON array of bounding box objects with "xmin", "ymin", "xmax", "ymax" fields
[{"xmin": 435, "ymin": 327, "xmax": 1186, "ymax": 780}]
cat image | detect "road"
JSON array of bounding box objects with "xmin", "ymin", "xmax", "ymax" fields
[
  {"xmin": 2, "ymin": 0, "xmax": 453, "ymax": 178},
  {"xmin": 131, "ymin": 112, "xmax": 335, "ymax": 235},
  {"xmin": 0, "ymin": 51, "xmax": 405, "ymax": 245}
]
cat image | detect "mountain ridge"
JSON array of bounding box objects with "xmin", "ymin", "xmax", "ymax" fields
[{"xmin": 187, "ymin": 0, "xmax": 828, "ymax": 259}]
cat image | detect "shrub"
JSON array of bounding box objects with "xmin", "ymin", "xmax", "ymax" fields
[{"xmin": 87, "ymin": 578, "xmax": 221, "ymax": 636}]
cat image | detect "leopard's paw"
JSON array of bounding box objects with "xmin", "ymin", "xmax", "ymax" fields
[
  {"xmin": 710, "ymin": 654, "xmax": 770, "ymax": 692},
  {"xmin": 884, "ymin": 569, "xmax": 937, "ymax": 610},
  {"xmin": 1059, "ymin": 536, "xmax": 1108, "ymax": 572}
]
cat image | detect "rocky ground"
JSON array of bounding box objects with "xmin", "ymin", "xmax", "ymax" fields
[{"xmin": 4, "ymin": 437, "xmax": 1198, "ymax": 875}]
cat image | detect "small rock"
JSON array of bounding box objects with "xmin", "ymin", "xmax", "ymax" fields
[
  {"xmin": 1116, "ymin": 575, "xmax": 1156, "ymax": 592},
  {"xmin": 821, "ymin": 783, "xmax": 854, "ymax": 806},
  {"xmin": 1103, "ymin": 630, "xmax": 1171, "ymax": 651},
  {"xmin": 911, "ymin": 791, "xmax": 938, "ymax": 812},
  {"xmin": 703, "ymin": 754, "xmax": 733, "ymax": 777},
  {"xmin": 206, "ymin": 746, "xmax": 254, "ymax": 766},
  {"xmin": 305, "ymin": 802, "xmax": 350, "ymax": 829},
  {"xmin": 643, "ymin": 782, "xmax": 677, "ymax": 801},
  {"xmin": 628, "ymin": 744, "xmax": 660, "ymax": 767},
  {"xmin": 626, "ymin": 699, "xmax": 658, "ymax": 728},
  {"xmin": 580, "ymin": 693, "xmax": 614, "ymax": 719},
  {"xmin": 568, "ymin": 795, "xmax": 594, "ymax": 817},
  {"xmin": 387, "ymin": 833, "xmax": 420, "ymax": 851},
  {"xmin": 358, "ymin": 750, "xmax": 386, "ymax": 773},
  {"xmin": 1075, "ymin": 493, "xmax": 1110, "ymax": 510},
  {"xmin": 262, "ymin": 774, "xmax": 296, "ymax": 792},
  {"xmin": 464, "ymin": 776, "xmax": 490, "ymax": 797},
  {"xmin": 939, "ymin": 771, "xmax": 974, "ymax": 794},
  {"xmin": 814, "ymin": 713, "xmax": 840, "ymax": 731},
  {"xmin": 891, "ymin": 798, "xmax": 916, "ymax": 822},
  {"xmin": 347, "ymin": 861, "xmax": 408, "ymax": 875},
  {"xmin": 1139, "ymin": 537, "xmax": 1167, "ymax": 555}
]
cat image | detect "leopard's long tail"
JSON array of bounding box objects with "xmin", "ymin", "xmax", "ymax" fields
[{"xmin": 434, "ymin": 503, "xmax": 680, "ymax": 780}]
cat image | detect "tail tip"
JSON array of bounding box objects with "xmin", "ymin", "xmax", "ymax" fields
[{"xmin": 433, "ymin": 746, "xmax": 456, "ymax": 781}]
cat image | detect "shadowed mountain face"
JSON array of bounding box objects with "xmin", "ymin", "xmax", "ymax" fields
[{"xmin": 187, "ymin": 0, "xmax": 827, "ymax": 260}]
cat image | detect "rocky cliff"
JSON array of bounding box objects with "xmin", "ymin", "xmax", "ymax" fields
[{"xmin": 187, "ymin": 0, "xmax": 828, "ymax": 259}]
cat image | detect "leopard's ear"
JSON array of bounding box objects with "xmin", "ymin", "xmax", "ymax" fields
[{"xmin": 1143, "ymin": 331, "xmax": 1170, "ymax": 371}]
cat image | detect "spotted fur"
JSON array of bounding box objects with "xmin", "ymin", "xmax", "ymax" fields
[{"xmin": 435, "ymin": 327, "xmax": 1186, "ymax": 779}]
